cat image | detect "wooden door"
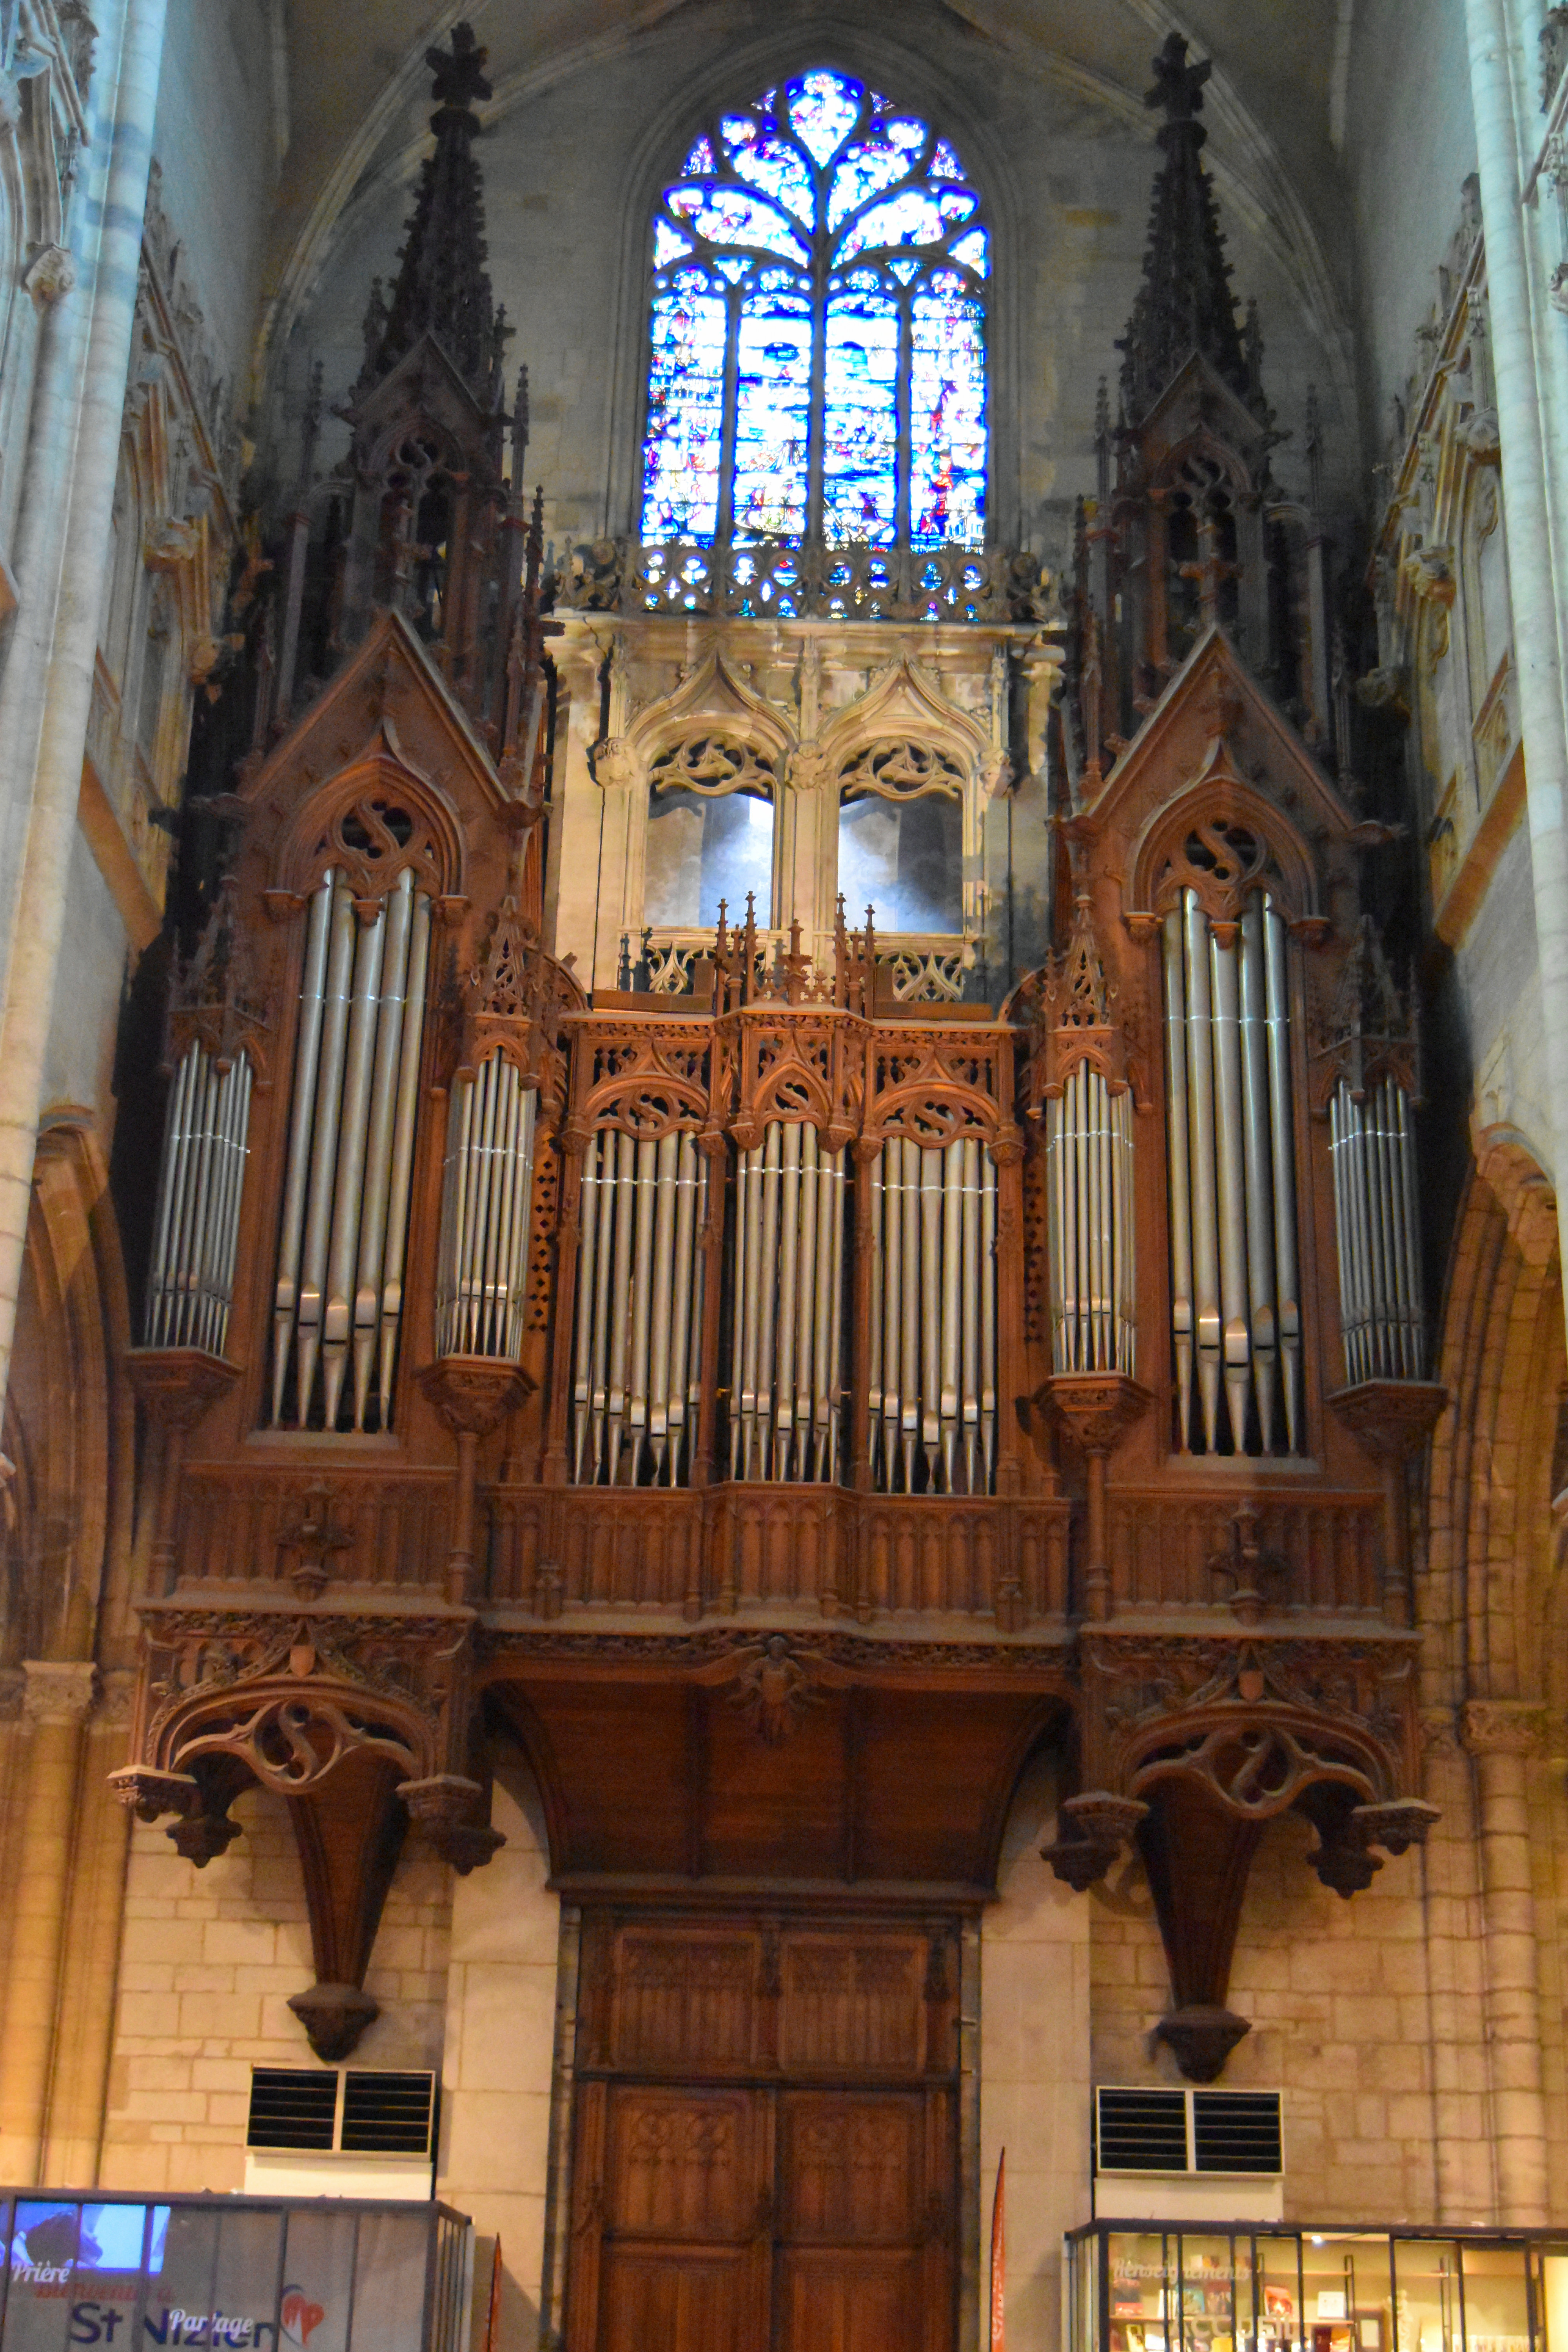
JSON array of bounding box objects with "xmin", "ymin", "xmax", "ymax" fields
[{"xmin": 565, "ymin": 1913, "xmax": 960, "ymax": 2352}]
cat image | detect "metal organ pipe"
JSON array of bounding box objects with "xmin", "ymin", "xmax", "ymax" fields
[
  {"xmin": 435, "ymin": 1047, "xmax": 539, "ymax": 1361},
  {"xmin": 729, "ymin": 1120, "xmax": 846, "ymax": 1482},
  {"xmin": 144, "ymin": 1043, "xmax": 253, "ymax": 1355},
  {"xmin": 571, "ymin": 1126, "xmax": 707, "ymax": 1485},
  {"xmin": 269, "ymin": 871, "xmax": 431, "ymax": 1430},
  {"xmin": 867, "ymin": 1134, "xmax": 995, "ymax": 1494},
  {"xmin": 1044, "ymin": 1063, "xmax": 1136, "ymax": 1379},
  {"xmin": 1330, "ymin": 1075, "xmax": 1426, "ymax": 1383},
  {"xmin": 1162, "ymin": 888, "xmax": 1303, "ymax": 1454}
]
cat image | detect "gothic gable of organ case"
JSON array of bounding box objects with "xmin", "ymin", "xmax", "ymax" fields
[{"xmin": 111, "ymin": 53, "xmax": 1444, "ymax": 2325}]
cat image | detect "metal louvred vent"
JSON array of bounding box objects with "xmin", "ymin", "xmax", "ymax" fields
[
  {"xmin": 341, "ymin": 2070, "xmax": 437, "ymax": 2155},
  {"xmin": 1096, "ymin": 2087, "xmax": 1190, "ymax": 2172},
  {"xmin": 1095, "ymin": 2085, "xmax": 1283, "ymax": 2175},
  {"xmin": 1192, "ymin": 2091, "xmax": 1283, "ymax": 2175},
  {"xmin": 246, "ymin": 2068, "xmax": 338, "ymax": 2151}
]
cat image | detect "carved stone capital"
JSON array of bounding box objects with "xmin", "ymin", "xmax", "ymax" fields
[
  {"xmin": 24, "ymin": 243, "xmax": 76, "ymax": 306},
  {"xmin": 1461, "ymin": 1699, "xmax": 1552, "ymax": 1756},
  {"xmin": 23, "ymin": 1658, "xmax": 98, "ymax": 1725},
  {"xmin": 125, "ymin": 1348, "xmax": 241, "ymax": 1434}
]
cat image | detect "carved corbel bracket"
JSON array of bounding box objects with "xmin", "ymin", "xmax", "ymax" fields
[
  {"xmin": 400, "ymin": 1772, "xmax": 504, "ymax": 1872},
  {"xmin": 1040, "ymin": 1790, "xmax": 1149, "ymax": 1889}
]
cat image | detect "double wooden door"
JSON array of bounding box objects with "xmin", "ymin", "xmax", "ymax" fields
[{"xmin": 566, "ymin": 1911, "xmax": 961, "ymax": 2352}]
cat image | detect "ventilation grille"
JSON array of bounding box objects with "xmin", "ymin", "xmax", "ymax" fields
[
  {"xmin": 342, "ymin": 2070, "xmax": 437, "ymax": 2155},
  {"xmin": 247, "ymin": 2068, "xmax": 338, "ymax": 2152},
  {"xmin": 1096, "ymin": 2086, "xmax": 1283, "ymax": 2176},
  {"xmin": 247, "ymin": 2068, "xmax": 437, "ymax": 2158}
]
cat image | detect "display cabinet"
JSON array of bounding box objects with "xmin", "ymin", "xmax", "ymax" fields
[{"xmin": 1066, "ymin": 2227, "xmax": 1566, "ymax": 2352}]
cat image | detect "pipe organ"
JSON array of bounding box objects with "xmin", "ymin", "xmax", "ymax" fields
[
  {"xmin": 867, "ymin": 1136, "xmax": 995, "ymax": 1494},
  {"xmin": 1330, "ymin": 1077, "xmax": 1426, "ymax": 1383},
  {"xmin": 436, "ymin": 1051, "xmax": 539, "ymax": 1360},
  {"xmin": 731, "ymin": 1122, "xmax": 846, "ymax": 1483},
  {"xmin": 1044, "ymin": 1066, "xmax": 1134, "ymax": 1377},
  {"xmin": 144, "ymin": 1042, "xmax": 253, "ymax": 1354},
  {"xmin": 571, "ymin": 1126, "xmax": 708, "ymax": 1485},
  {"xmin": 270, "ymin": 866, "xmax": 432, "ymax": 1432},
  {"xmin": 1161, "ymin": 888, "xmax": 1301, "ymax": 1456}
]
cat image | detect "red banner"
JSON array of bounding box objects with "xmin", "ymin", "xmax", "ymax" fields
[{"xmin": 990, "ymin": 2150, "xmax": 1005, "ymax": 2350}]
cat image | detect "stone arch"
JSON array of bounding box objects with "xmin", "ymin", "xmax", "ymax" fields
[
  {"xmin": 0, "ymin": 1110, "xmax": 135, "ymax": 1668},
  {"xmin": 1426, "ymin": 1131, "xmax": 1564, "ymax": 1709}
]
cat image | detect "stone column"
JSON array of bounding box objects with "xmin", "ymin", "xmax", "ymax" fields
[
  {"xmin": 1421, "ymin": 1709, "xmax": 1494, "ymax": 2223},
  {"xmin": 0, "ymin": 0, "xmax": 170, "ymax": 1427},
  {"xmin": 1462, "ymin": 1698, "xmax": 1551, "ymax": 2222},
  {"xmin": 0, "ymin": 1660, "xmax": 98, "ymax": 2183},
  {"xmin": 544, "ymin": 620, "xmax": 615, "ymax": 983},
  {"xmin": 0, "ymin": 0, "xmax": 132, "ymax": 991},
  {"xmin": 41, "ymin": 1672, "xmax": 134, "ymax": 2185},
  {"xmin": 1463, "ymin": 0, "xmax": 1568, "ymax": 1276}
]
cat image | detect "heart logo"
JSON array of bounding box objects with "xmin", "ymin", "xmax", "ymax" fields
[{"xmin": 281, "ymin": 2290, "xmax": 326, "ymax": 2347}]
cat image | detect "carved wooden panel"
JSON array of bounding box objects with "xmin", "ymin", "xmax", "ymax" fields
[
  {"xmin": 779, "ymin": 1936, "xmax": 926, "ymax": 2075},
  {"xmin": 566, "ymin": 1911, "xmax": 958, "ymax": 2352},
  {"xmin": 606, "ymin": 2086, "xmax": 758, "ymax": 2241},
  {"xmin": 610, "ymin": 1929, "xmax": 761, "ymax": 2071}
]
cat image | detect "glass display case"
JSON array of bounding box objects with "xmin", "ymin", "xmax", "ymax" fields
[
  {"xmin": 1066, "ymin": 2227, "xmax": 1566, "ymax": 2352},
  {"xmin": 0, "ymin": 2193, "xmax": 471, "ymax": 2352}
]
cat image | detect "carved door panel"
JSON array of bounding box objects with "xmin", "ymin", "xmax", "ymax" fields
[
  {"xmin": 775, "ymin": 2090, "xmax": 940, "ymax": 2352},
  {"xmin": 566, "ymin": 1912, "xmax": 959, "ymax": 2352}
]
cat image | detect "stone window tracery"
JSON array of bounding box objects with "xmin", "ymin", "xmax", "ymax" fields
[{"xmin": 639, "ymin": 69, "xmax": 989, "ymax": 555}]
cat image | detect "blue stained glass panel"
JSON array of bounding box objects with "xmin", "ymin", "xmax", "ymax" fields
[
  {"xmin": 948, "ymin": 227, "xmax": 989, "ymax": 277},
  {"xmin": 787, "ymin": 70, "xmax": 861, "ymax": 164},
  {"xmin": 641, "ymin": 277, "xmax": 727, "ymax": 545},
  {"xmin": 641, "ymin": 71, "xmax": 989, "ymax": 550},
  {"xmin": 910, "ymin": 274, "xmax": 986, "ymax": 547},
  {"xmin": 731, "ymin": 136, "xmax": 815, "ymax": 223},
  {"xmin": 668, "ymin": 183, "xmax": 809, "ymax": 264},
  {"xmin": 837, "ymin": 188, "xmax": 951, "ymax": 261},
  {"xmin": 827, "ymin": 137, "xmax": 912, "ymax": 230},
  {"xmin": 822, "ymin": 288, "xmax": 900, "ymax": 546},
  {"xmin": 732, "ymin": 289, "xmax": 812, "ymax": 541}
]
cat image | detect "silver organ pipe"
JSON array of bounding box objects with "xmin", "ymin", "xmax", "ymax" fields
[
  {"xmin": 571, "ymin": 1127, "xmax": 707, "ymax": 1484},
  {"xmin": 1330, "ymin": 1075, "xmax": 1425, "ymax": 1382},
  {"xmin": 730, "ymin": 1121, "xmax": 846, "ymax": 1482},
  {"xmin": 269, "ymin": 869, "xmax": 431, "ymax": 1430},
  {"xmin": 144, "ymin": 1043, "xmax": 253, "ymax": 1355},
  {"xmin": 867, "ymin": 1135, "xmax": 995, "ymax": 1494},
  {"xmin": 1161, "ymin": 887, "xmax": 1303, "ymax": 1454},
  {"xmin": 1044, "ymin": 1063, "xmax": 1136, "ymax": 1377},
  {"xmin": 435, "ymin": 1048, "xmax": 539, "ymax": 1360}
]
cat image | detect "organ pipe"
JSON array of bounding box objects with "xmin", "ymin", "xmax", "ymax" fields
[
  {"xmin": 572, "ymin": 1127, "xmax": 706, "ymax": 1484},
  {"xmin": 1330, "ymin": 1076, "xmax": 1425, "ymax": 1382},
  {"xmin": 730, "ymin": 1121, "xmax": 846, "ymax": 1481},
  {"xmin": 1162, "ymin": 887, "xmax": 1301, "ymax": 1454},
  {"xmin": 1045, "ymin": 1062, "xmax": 1135, "ymax": 1375},
  {"xmin": 436, "ymin": 1050, "xmax": 539, "ymax": 1359},
  {"xmin": 867, "ymin": 1135, "xmax": 995, "ymax": 1495},
  {"xmin": 270, "ymin": 869, "xmax": 431, "ymax": 1430},
  {"xmin": 144, "ymin": 1043, "xmax": 254, "ymax": 1354}
]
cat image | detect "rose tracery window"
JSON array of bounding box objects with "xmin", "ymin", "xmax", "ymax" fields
[{"xmin": 640, "ymin": 70, "xmax": 989, "ymax": 554}]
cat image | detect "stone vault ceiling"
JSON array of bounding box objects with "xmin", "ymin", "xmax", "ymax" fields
[{"xmin": 265, "ymin": 0, "xmax": 1355, "ymax": 386}]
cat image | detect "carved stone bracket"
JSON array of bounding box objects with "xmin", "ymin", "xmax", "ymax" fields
[{"xmin": 1040, "ymin": 1790, "xmax": 1149, "ymax": 1889}]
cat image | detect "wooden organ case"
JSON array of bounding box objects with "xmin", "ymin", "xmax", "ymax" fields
[{"xmin": 111, "ymin": 26, "xmax": 1443, "ymax": 2349}]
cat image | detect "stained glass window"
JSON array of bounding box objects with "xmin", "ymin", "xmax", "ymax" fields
[{"xmin": 640, "ymin": 70, "xmax": 989, "ymax": 552}]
